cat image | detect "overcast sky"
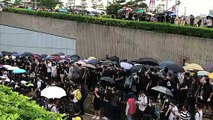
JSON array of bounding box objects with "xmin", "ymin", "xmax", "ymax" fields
[{"xmin": 153, "ymin": 0, "xmax": 213, "ymax": 16}]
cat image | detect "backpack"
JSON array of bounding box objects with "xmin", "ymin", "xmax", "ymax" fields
[
  {"xmin": 47, "ymin": 104, "xmax": 55, "ymax": 111},
  {"xmin": 40, "ymin": 80, "xmax": 47, "ymax": 91},
  {"xmin": 73, "ymin": 67, "xmax": 80, "ymax": 79},
  {"xmin": 124, "ymin": 75, "xmax": 134, "ymax": 88},
  {"xmin": 76, "ymin": 89, "xmax": 82, "ymax": 101}
]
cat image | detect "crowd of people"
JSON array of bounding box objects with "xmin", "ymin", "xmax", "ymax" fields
[{"xmin": 0, "ymin": 53, "xmax": 213, "ymax": 120}]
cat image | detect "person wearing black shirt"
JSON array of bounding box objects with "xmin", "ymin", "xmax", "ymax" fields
[
  {"xmin": 187, "ymin": 74, "xmax": 199, "ymax": 113},
  {"xmin": 201, "ymin": 77, "xmax": 212, "ymax": 114},
  {"xmin": 92, "ymin": 87, "xmax": 101, "ymax": 120},
  {"xmin": 115, "ymin": 67, "xmax": 125, "ymax": 90},
  {"xmin": 179, "ymin": 72, "xmax": 191, "ymax": 107}
]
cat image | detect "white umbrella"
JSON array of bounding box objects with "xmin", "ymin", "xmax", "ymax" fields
[
  {"xmin": 3, "ymin": 65, "xmax": 12, "ymax": 69},
  {"xmin": 197, "ymin": 71, "xmax": 209, "ymax": 76},
  {"xmin": 151, "ymin": 86, "xmax": 173, "ymax": 97},
  {"xmin": 120, "ymin": 62, "xmax": 133, "ymax": 70},
  {"xmin": 83, "ymin": 64, "xmax": 96, "ymax": 69},
  {"xmin": 41, "ymin": 86, "xmax": 66, "ymax": 99},
  {"xmin": 75, "ymin": 60, "xmax": 86, "ymax": 66},
  {"xmin": 7, "ymin": 66, "xmax": 20, "ymax": 71}
]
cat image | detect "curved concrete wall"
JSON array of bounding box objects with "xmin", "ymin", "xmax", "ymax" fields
[{"xmin": 0, "ymin": 12, "xmax": 213, "ymax": 65}]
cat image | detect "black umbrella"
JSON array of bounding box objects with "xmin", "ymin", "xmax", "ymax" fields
[
  {"xmin": 21, "ymin": 52, "xmax": 34, "ymax": 57},
  {"xmin": 70, "ymin": 55, "xmax": 80, "ymax": 61},
  {"xmin": 57, "ymin": 52, "xmax": 65, "ymax": 56},
  {"xmin": 137, "ymin": 57, "xmax": 159, "ymax": 66},
  {"xmin": 101, "ymin": 60, "xmax": 117, "ymax": 65},
  {"xmin": 130, "ymin": 65, "xmax": 147, "ymax": 73},
  {"xmin": 0, "ymin": 66, "xmax": 7, "ymax": 71},
  {"xmin": 120, "ymin": 59, "xmax": 128, "ymax": 62},
  {"xmin": 109, "ymin": 56, "xmax": 119, "ymax": 62},
  {"xmin": 51, "ymin": 54, "xmax": 60, "ymax": 57},
  {"xmin": 162, "ymin": 63, "xmax": 184, "ymax": 73},
  {"xmin": 40, "ymin": 54, "xmax": 48, "ymax": 58},
  {"xmin": 1, "ymin": 51, "xmax": 12, "ymax": 56},
  {"xmin": 100, "ymin": 77, "xmax": 115, "ymax": 84}
]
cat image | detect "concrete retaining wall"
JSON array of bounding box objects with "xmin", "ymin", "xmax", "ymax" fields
[{"xmin": 1, "ymin": 12, "xmax": 213, "ymax": 65}]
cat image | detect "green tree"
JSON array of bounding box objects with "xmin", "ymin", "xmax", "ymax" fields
[
  {"xmin": 40, "ymin": 0, "xmax": 61, "ymax": 8},
  {"xmin": 2, "ymin": 0, "xmax": 11, "ymax": 5},
  {"xmin": 126, "ymin": 0, "xmax": 147, "ymax": 8},
  {"xmin": 81, "ymin": 0, "xmax": 87, "ymax": 9},
  {"xmin": 106, "ymin": 3, "xmax": 123, "ymax": 15},
  {"xmin": 14, "ymin": 0, "xmax": 21, "ymax": 5}
]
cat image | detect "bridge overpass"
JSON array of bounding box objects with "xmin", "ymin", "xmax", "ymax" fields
[{"xmin": 0, "ymin": 11, "xmax": 213, "ymax": 65}]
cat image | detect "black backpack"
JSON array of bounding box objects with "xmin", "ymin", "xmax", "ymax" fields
[
  {"xmin": 40, "ymin": 81, "xmax": 46, "ymax": 91},
  {"xmin": 46, "ymin": 104, "xmax": 55, "ymax": 111}
]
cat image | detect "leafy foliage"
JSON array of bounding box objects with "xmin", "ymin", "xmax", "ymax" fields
[
  {"xmin": 39, "ymin": 0, "xmax": 61, "ymax": 9},
  {"xmin": 106, "ymin": 3, "xmax": 123, "ymax": 15},
  {"xmin": 0, "ymin": 85, "xmax": 64, "ymax": 120},
  {"xmin": 14, "ymin": 0, "xmax": 21, "ymax": 5},
  {"xmin": 3, "ymin": 7, "xmax": 213, "ymax": 39}
]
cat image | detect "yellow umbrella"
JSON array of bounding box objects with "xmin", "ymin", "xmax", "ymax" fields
[
  {"xmin": 88, "ymin": 56, "xmax": 96, "ymax": 60},
  {"xmin": 208, "ymin": 73, "xmax": 213, "ymax": 79},
  {"xmin": 183, "ymin": 63, "xmax": 204, "ymax": 71}
]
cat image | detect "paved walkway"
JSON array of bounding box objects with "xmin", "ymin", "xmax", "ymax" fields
[{"xmin": 82, "ymin": 113, "xmax": 92, "ymax": 120}]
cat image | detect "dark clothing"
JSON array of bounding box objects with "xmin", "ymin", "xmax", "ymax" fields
[
  {"xmin": 179, "ymin": 79, "xmax": 191, "ymax": 106},
  {"xmin": 202, "ymin": 83, "xmax": 213, "ymax": 104},
  {"xmin": 93, "ymin": 91, "xmax": 101, "ymax": 110}
]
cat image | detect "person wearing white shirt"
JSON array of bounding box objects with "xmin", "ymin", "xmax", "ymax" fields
[
  {"xmin": 207, "ymin": 18, "xmax": 212, "ymax": 28},
  {"xmin": 194, "ymin": 104, "xmax": 203, "ymax": 120},
  {"xmin": 51, "ymin": 63, "xmax": 57, "ymax": 82},
  {"xmin": 165, "ymin": 101, "xmax": 179, "ymax": 120},
  {"xmin": 71, "ymin": 85, "xmax": 79, "ymax": 104},
  {"xmin": 136, "ymin": 91, "xmax": 148, "ymax": 120},
  {"xmin": 35, "ymin": 77, "xmax": 42, "ymax": 92},
  {"xmin": 46, "ymin": 60, "xmax": 52, "ymax": 80},
  {"xmin": 46, "ymin": 99, "xmax": 59, "ymax": 113}
]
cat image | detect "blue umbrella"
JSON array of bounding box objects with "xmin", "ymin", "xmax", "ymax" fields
[
  {"xmin": 87, "ymin": 59, "xmax": 99, "ymax": 65},
  {"xmin": 13, "ymin": 69, "xmax": 27, "ymax": 74},
  {"xmin": 197, "ymin": 71, "xmax": 209, "ymax": 76}
]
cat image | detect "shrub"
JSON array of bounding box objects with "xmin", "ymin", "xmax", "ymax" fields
[
  {"xmin": 0, "ymin": 85, "xmax": 64, "ymax": 120},
  {"xmin": 3, "ymin": 7, "xmax": 213, "ymax": 39}
]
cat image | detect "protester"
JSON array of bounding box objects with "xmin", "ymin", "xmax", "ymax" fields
[
  {"xmin": 136, "ymin": 90, "xmax": 148, "ymax": 120},
  {"xmin": 92, "ymin": 87, "xmax": 101, "ymax": 120},
  {"xmin": 125, "ymin": 92, "xmax": 137, "ymax": 120},
  {"xmin": 179, "ymin": 105, "xmax": 191, "ymax": 120},
  {"xmin": 0, "ymin": 52, "xmax": 213, "ymax": 120},
  {"xmin": 194, "ymin": 103, "xmax": 203, "ymax": 120}
]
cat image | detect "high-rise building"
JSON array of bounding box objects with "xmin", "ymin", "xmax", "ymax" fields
[{"xmin": 209, "ymin": 10, "xmax": 213, "ymax": 16}]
